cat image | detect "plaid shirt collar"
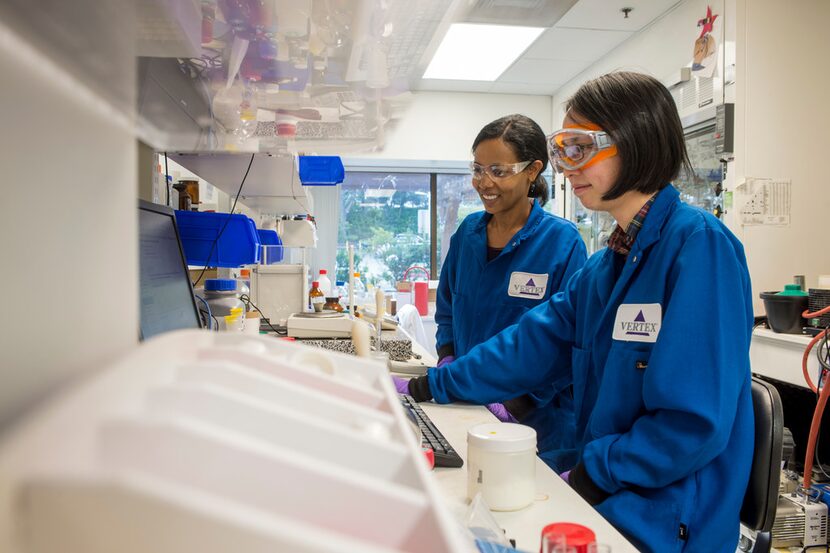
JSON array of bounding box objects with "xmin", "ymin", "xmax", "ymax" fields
[{"xmin": 606, "ymin": 195, "xmax": 656, "ymax": 256}]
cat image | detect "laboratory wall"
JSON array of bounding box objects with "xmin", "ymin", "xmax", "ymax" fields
[
  {"xmin": 0, "ymin": 21, "xmax": 138, "ymax": 432},
  {"xmin": 552, "ymin": 0, "xmax": 830, "ymax": 313},
  {"xmin": 537, "ymin": 0, "xmax": 732, "ymax": 249},
  {"xmin": 550, "ymin": 0, "xmax": 735, "ymax": 227},
  {"xmin": 550, "ymin": 0, "xmax": 731, "ymax": 123},
  {"xmin": 360, "ymin": 91, "xmax": 553, "ymax": 162},
  {"xmin": 734, "ymin": 0, "xmax": 830, "ymax": 309}
]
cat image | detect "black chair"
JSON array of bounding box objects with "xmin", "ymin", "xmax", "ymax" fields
[{"xmin": 740, "ymin": 377, "xmax": 784, "ymax": 553}]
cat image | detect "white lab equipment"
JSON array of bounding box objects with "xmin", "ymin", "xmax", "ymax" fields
[
  {"xmin": 250, "ymin": 263, "xmax": 309, "ymax": 324},
  {"xmin": 279, "ymin": 219, "xmax": 318, "ymax": 248},
  {"xmin": 0, "ymin": 330, "xmax": 472, "ymax": 553},
  {"xmin": 287, "ymin": 312, "xmax": 354, "ymax": 338}
]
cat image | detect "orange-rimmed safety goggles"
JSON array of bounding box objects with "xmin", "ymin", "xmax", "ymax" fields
[{"xmin": 547, "ymin": 124, "xmax": 617, "ymax": 173}]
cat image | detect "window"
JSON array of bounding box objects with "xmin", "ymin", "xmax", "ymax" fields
[
  {"xmin": 337, "ymin": 172, "xmax": 431, "ymax": 288},
  {"xmin": 436, "ymin": 173, "xmax": 479, "ymax": 276},
  {"xmin": 338, "ymin": 167, "xmax": 564, "ymax": 283},
  {"xmin": 675, "ymin": 123, "xmax": 723, "ymax": 214}
]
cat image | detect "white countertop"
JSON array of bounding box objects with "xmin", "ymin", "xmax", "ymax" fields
[
  {"xmin": 420, "ymin": 401, "xmax": 638, "ymax": 552},
  {"xmin": 750, "ymin": 327, "xmax": 819, "ymax": 389}
]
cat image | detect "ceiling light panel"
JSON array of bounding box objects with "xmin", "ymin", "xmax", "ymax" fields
[{"xmin": 423, "ymin": 23, "xmax": 544, "ymax": 81}]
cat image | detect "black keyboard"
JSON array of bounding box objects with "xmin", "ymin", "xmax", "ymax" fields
[{"xmin": 399, "ymin": 394, "xmax": 464, "ymax": 468}]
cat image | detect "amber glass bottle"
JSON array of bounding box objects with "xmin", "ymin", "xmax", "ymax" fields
[{"xmin": 309, "ymin": 281, "xmax": 325, "ymax": 312}]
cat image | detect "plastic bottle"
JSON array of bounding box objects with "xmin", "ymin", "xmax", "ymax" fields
[
  {"xmin": 166, "ymin": 175, "xmax": 175, "ymax": 208},
  {"xmin": 203, "ymin": 278, "xmax": 246, "ymax": 330},
  {"xmin": 225, "ymin": 307, "xmax": 245, "ymax": 332},
  {"xmin": 236, "ymin": 268, "xmax": 251, "ymax": 304},
  {"xmin": 318, "ymin": 269, "xmax": 332, "ymax": 297},
  {"xmin": 309, "ymin": 281, "xmax": 325, "ymax": 312},
  {"xmin": 352, "ymin": 272, "xmax": 366, "ymax": 304}
]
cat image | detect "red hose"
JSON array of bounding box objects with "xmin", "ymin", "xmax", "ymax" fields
[
  {"xmin": 803, "ymin": 372, "xmax": 830, "ymax": 490},
  {"xmin": 797, "ymin": 301, "xmax": 830, "ymax": 489},
  {"xmin": 802, "ymin": 330, "xmax": 828, "ymax": 393},
  {"xmin": 803, "ymin": 304, "xmax": 830, "ymax": 319}
]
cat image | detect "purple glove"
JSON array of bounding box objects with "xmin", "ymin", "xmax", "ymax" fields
[
  {"xmin": 392, "ymin": 375, "xmax": 410, "ymax": 394},
  {"xmin": 436, "ymin": 355, "xmax": 456, "ymax": 368},
  {"xmin": 485, "ymin": 403, "xmax": 518, "ymax": 423},
  {"xmin": 560, "ymin": 470, "xmax": 571, "ymax": 484}
]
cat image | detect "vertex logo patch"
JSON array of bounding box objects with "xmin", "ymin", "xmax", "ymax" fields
[
  {"xmin": 612, "ymin": 303, "xmax": 662, "ymax": 343},
  {"xmin": 507, "ymin": 272, "xmax": 548, "ymax": 300}
]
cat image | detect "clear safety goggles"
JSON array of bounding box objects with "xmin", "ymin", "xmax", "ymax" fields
[
  {"xmin": 469, "ymin": 160, "xmax": 532, "ymax": 182},
  {"xmin": 547, "ymin": 128, "xmax": 616, "ymax": 173}
]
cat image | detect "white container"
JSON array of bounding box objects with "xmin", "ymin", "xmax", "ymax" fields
[{"xmin": 467, "ymin": 423, "xmax": 536, "ymax": 511}]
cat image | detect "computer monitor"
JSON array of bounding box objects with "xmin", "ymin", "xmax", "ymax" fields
[{"xmin": 138, "ymin": 200, "xmax": 203, "ymax": 339}]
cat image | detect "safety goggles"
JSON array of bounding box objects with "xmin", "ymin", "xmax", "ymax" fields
[
  {"xmin": 547, "ymin": 127, "xmax": 617, "ymax": 172},
  {"xmin": 469, "ymin": 160, "xmax": 532, "ymax": 182}
]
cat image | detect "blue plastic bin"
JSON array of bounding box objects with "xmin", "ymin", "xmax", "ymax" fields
[
  {"xmin": 298, "ymin": 156, "xmax": 345, "ymax": 185},
  {"xmin": 257, "ymin": 229, "xmax": 284, "ymax": 264},
  {"xmin": 175, "ymin": 210, "xmax": 261, "ymax": 267}
]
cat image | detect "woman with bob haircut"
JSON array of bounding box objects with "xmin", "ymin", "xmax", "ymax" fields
[
  {"xmin": 396, "ymin": 114, "xmax": 586, "ymax": 472},
  {"xmin": 403, "ymin": 71, "xmax": 754, "ymax": 552}
]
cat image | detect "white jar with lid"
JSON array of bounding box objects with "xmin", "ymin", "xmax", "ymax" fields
[{"xmin": 467, "ymin": 422, "xmax": 536, "ymax": 511}]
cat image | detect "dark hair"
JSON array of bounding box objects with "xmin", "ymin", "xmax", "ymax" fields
[
  {"xmin": 472, "ymin": 114, "xmax": 550, "ymax": 206},
  {"xmin": 565, "ymin": 71, "xmax": 692, "ymax": 201}
]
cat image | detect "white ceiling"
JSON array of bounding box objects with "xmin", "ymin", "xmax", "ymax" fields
[{"xmin": 416, "ymin": 0, "xmax": 683, "ymax": 95}]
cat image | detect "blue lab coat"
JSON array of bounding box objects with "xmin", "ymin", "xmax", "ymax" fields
[
  {"xmin": 436, "ymin": 200, "xmax": 587, "ymax": 471},
  {"xmin": 429, "ymin": 185, "xmax": 754, "ymax": 552}
]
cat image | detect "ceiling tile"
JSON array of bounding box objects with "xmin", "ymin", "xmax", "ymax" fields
[
  {"xmin": 412, "ymin": 0, "xmax": 681, "ymax": 94},
  {"xmin": 523, "ymin": 27, "xmax": 633, "ymax": 61},
  {"xmin": 416, "ymin": 79, "xmax": 495, "ymax": 93},
  {"xmin": 556, "ymin": 0, "xmax": 682, "ymax": 32},
  {"xmin": 488, "ymin": 82, "xmax": 557, "ymax": 96},
  {"xmin": 498, "ymin": 58, "xmax": 589, "ymax": 86}
]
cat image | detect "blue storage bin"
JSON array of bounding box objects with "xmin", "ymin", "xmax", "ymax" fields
[
  {"xmin": 298, "ymin": 156, "xmax": 345, "ymax": 185},
  {"xmin": 257, "ymin": 229, "xmax": 284, "ymax": 264},
  {"xmin": 175, "ymin": 210, "xmax": 261, "ymax": 267}
]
